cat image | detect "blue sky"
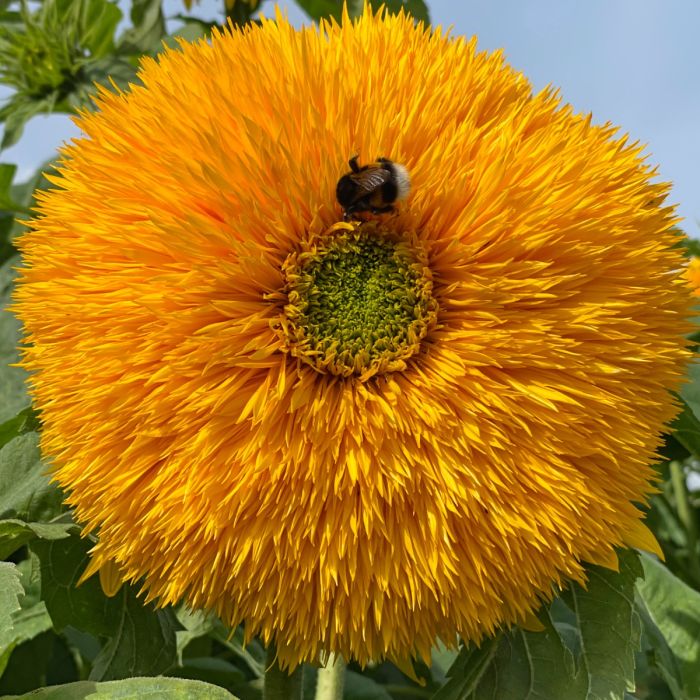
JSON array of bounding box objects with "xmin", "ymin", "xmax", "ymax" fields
[{"xmin": 3, "ymin": 0, "xmax": 699, "ymax": 234}]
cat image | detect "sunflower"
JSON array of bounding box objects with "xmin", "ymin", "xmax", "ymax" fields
[
  {"xmin": 686, "ymin": 256, "xmax": 700, "ymax": 296},
  {"xmin": 14, "ymin": 6, "xmax": 692, "ymax": 670}
]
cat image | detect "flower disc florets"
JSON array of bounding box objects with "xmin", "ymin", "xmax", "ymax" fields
[
  {"xmin": 14, "ymin": 5, "xmax": 694, "ymax": 673},
  {"xmin": 279, "ymin": 222, "xmax": 438, "ymax": 380}
]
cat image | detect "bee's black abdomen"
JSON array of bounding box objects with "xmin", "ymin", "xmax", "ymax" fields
[{"xmin": 381, "ymin": 179, "xmax": 398, "ymax": 204}]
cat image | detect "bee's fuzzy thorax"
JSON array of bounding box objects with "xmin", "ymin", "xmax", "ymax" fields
[{"xmin": 391, "ymin": 162, "xmax": 411, "ymax": 200}]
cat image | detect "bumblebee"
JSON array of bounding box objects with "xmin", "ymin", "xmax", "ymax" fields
[{"xmin": 335, "ymin": 155, "xmax": 411, "ymax": 220}]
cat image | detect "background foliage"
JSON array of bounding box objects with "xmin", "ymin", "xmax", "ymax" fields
[{"xmin": 1, "ymin": 1, "xmax": 699, "ymax": 698}]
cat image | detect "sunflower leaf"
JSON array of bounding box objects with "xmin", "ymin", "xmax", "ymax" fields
[
  {"xmin": 172, "ymin": 657, "xmax": 247, "ymax": 691},
  {"xmin": 430, "ymin": 635, "xmax": 500, "ymax": 699},
  {"xmin": 77, "ymin": 0, "xmax": 122, "ymax": 59},
  {"xmin": 0, "ymin": 556, "xmax": 53, "ymax": 682},
  {"xmin": 636, "ymin": 553, "xmax": 700, "ymax": 697},
  {"xmin": 367, "ymin": 0, "xmax": 430, "ymax": 22},
  {"xmin": 0, "ymin": 677, "xmax": 239, "ymax": 698},
  {"xmin": 0, "ymin": 255, "xmax": 30, "ymax": 424},
  {"xmin": 294, "ymin": 0, "xmax": 343, "ymax": 22},
  {"xmin": 0, "ymin": 209, "xmax": 13, "ymax": 263},
  {"xmin": 0, "ymin": 407, "xmax": 41, "ymax": 450},
  {"xmin": 175, "ymin": 608, "xmax": 220, "ymax": 667},
  {"xmin": 563, "ymin": 548, "xmax": 643, "ymax": 700},
  {"xmin": 81, "ymin": 56, "xmax": 138, "ymax": 93},
  {"xmin": 117, "ymin": 0, "xmax": 166, "ymax": 55},
  {"xmin": 0, "ymin": 561, "xmax": 24, "ymax": 652},
  {"xmin": 344, "ymin": 670, "xmax": 393, "ymax": 699},
  {"xmin": 635, "ymin": 589, "xmax": 686, "ymax": 700},
  {"xmin": 31, "ymin": 535, "xmax": 116, "ymax": 638},
  {"xmin": 31, "ymin": 533, "xmax": 182, "ymax": 681},
  {"xmin": 433, "ymin": 612, "xmax": 576, "ymax": 700},
  {"xmin": 0, "ymin": 162, "xmax": 30, "ymax": 214},
  {"xmin": 669, "ymin": 395, "xmax": 700, "ymax": 457},
  {"xmin": 89, "ymin": 598, "xmax": 181, "ymax": 681},
  {"xmin": 0, "ymin": 433, "xmax": 64, "ymax": 522},
  {"xmin": 208, "ymin": 621, "xmax": 266, "ymax": 678},
  {"xmin": 0, "ymin": 518, "xmax": 77, "ymax": 560}
]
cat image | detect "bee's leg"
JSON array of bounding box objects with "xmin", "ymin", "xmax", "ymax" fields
[
  {"xmin": 343, "ymin": 203, "xmax": 364, "ymax": 221},
  {"xmin": 348, "ymin": 155, "xmax": 361, "ymax": 173}
]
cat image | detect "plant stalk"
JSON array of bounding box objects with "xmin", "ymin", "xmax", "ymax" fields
[
  {"xmin": 264, "ymin": 645, "xmax": 304, "ymax": 700},
  {"xmin": 670, "ymin": 459, "xmax": 700, "ymax": 583},
  {"xmin": 315, "ymin": 653, "xmax": 346, "ymax": 700}
]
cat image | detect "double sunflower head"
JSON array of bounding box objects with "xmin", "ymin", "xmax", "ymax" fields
[{"xmin": 14, "ymin": 7, "xmax": 693, "ymax": 670}]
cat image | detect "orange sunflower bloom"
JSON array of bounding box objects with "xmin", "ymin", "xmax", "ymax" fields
[
  {"xmin": 686, "ymin": 256, "xmax": 700, "ymax": 296},
  {"xmin": 14, "ymin": 7, "xmax": 692, "ymax": 669}
]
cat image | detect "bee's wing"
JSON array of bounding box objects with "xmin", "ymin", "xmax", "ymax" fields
[{"xmin": 350, "ymin": 167, "xmax": 390, "ymax": 193}]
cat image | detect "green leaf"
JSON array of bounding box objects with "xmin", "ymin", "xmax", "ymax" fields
[
  {"xmin": 0, "ymin": 255, "xmax": 30, "ymax": 425},
  {"xmin": 0, "ymin": 556, "xmax": 49, "ymax": 681},
  {"xmin": 31, "ymin": 534, "xmax": 181, "ymax": 681},
  {"xmin": 294, "ymin": 0, "xmax": 343, "ymax": 22},
  {"xmin": 0, "ymin": 630, "xmax": 55, "ymax": 694},
  {"xmin": 170, "ymin": 656, "xmax": 246, "ymax": 688},
  {"xmin": 175, "ymin": 608, "xmax": 215, "ymax": 665},
  {"xmin": 680, "ymin": 362, "xmax": 700, "ymax": 422},
  {"xmin": 563, "ymin": 549, "xmax": 643, "ymax": 699},
  {"xmin": 208, "ymin": 622, "xmax": 265, "ymax": 678},
  {"xmin": 435, "ymin": 613, "xmax": 577, "ymax": 700},
  {"xmin": 435, "ymin": 552, "xmax": 643, "ymax": 699},
  {"xmin": 117, "ymin": 0, "xmax": 166, "ymax": 55},
  {"xmin": 0, "ymin": 561, "xmax": 24, "ymax": 651},
  {"xmin": 175, "ymin": 609, "xmax": 265, "ymax": 684},
  {"xmin": 669, "ymin": 395, "xmax": 700, "ymax": 457},
  {"xmin": 0, "ymin": 676, "xmax": 238, "ymax": 698},
  {"xmin": 343, "ymin": 670, "xmax": 392, "ymax": 699},
  {"xmin": 78, "ymin": 0, "xmax": 122, "ymax": 58},
  {"xmin": 636, "ymin": 589, "xmax": 686, "ymax": 700},
  {"xmin": 0, "ymin": 211, "xmax": 14, "ymax": 264},
  {"xmin": 0, "ymin": 163, "xmax": 29, "ymax": 214},
  {"xmin": 7, "ymin": 601, "xmax": 52, "ymax": 651},
  {"xmin": 0, "ymin": 163, "xmax": 15, "ymax": 195},
  {"xmin": 0, "ymin": 433, "xmax": 64, "ymax": 522},
  {"xmin": 431, "ymin": 641, "xmax": 459, "ymax": 685},
  {"xmin": 0, "ymin": 518, "xmax": 77, "ymax": 560},
  {"xmin": 647, "ymin": 493, "xmax": 686, "ymax": 551},
  {"xmin": 482, "ymin": 616, "xmax": 577, "ymax": 699},
  {"xmin": 164, "ymin": 17, "xmax": 211, "ymax": 46},
  {"xmin": 637, "ymin": 553, "xmax": 700, "ymax": 697},
  {"xmin": 31, "ymin": 535, "xmax": 113, "ymax": 637},
  {"xmin": 660, "ymin": 433, "xmax": 690, "ymax": 463},
  {"xmin": 90, "ymin": 595, "xmax": 180, "ymax": 681},
  {"xmin": 431, "ymin": 636, "xmax": 501, "ymax": 700},
  {"xmin": 81, "ymin": 56, "xmax": 138, "ymax": 92},
  {"xmin": 344, "ymin": 0, "xmax": 429, "ymax": 21},
  {"xmin": 0, "ymin": 407, "xmax": 41, "ymax": 451}
]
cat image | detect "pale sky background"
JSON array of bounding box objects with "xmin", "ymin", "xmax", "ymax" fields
[{"xmin": 2, "ymin": 1, "xmax": 699, "ymax": 235}]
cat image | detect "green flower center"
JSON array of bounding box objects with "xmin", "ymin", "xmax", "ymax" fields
[{"xmin": 279, "ymin": 223, "xmax": 438, "ymax": 381}]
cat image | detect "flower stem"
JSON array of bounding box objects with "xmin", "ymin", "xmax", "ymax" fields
[
  {"xmin": 264, "ymin": 645, "xmax": 304, "ymax": 700},
  {"xmin": 315, "ymin": 654, "xmax": 346, "ymax": 700},
  {"xmin": 670, "ymin": 460, "xmax": 700, "ymax": 584}
]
